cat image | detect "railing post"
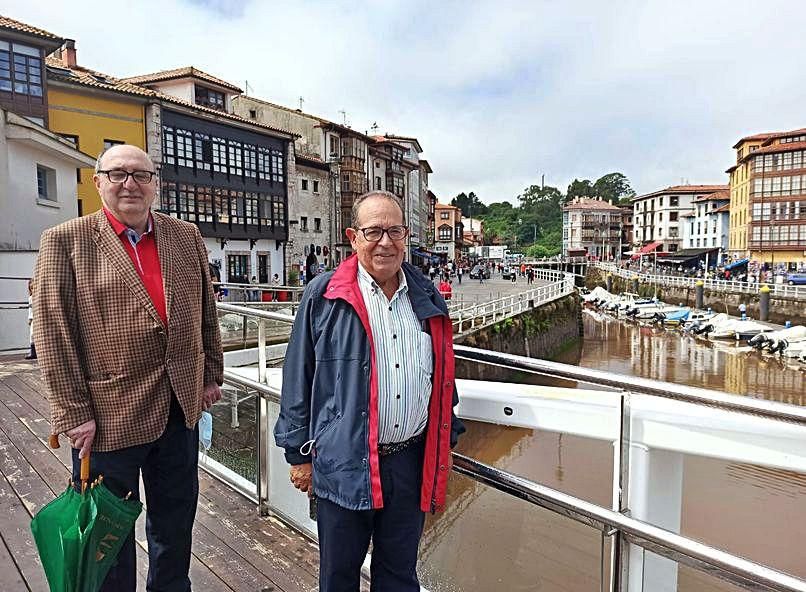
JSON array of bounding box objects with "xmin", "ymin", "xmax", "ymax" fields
[
  {"xmin": 257, "ymin": 393, "xmax": 270, "ymax": 516},
  {"xmin": 610, "ymin": 391, "xmax": 632, "ymax": 592}
]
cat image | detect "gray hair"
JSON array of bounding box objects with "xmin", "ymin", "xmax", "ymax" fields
[
  {"xmin": 94, "ymin": 144, "xmax": 155, "ymax": 173},
  {"xmin": 351, "ymin": 190, "xmax": 405, "ymax": 226}
]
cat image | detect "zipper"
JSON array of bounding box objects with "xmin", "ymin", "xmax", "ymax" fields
[{"xmin": 431, "ymin": 317, "xmax": 445, "ymax": 513}]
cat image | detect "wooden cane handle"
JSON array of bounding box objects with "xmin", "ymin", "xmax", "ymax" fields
[{"xmin": 48, "ymin": 434, "xmax": 60, "ymax": 449}]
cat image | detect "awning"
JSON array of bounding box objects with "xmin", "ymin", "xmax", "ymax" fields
[
  {"xmin": 725, "ymin": 258, "xmax": 750, "ymax": 271},
  {"xmin": 631, "ymin": 241, "xmax": 662, "ymax": 260},
  {"xmin": 656, "ymin": 248, "xmax": 719, "ymax": 265}
]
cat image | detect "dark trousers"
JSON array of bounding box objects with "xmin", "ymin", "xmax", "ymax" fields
[
  {"xmin": 317, "ymin": 441, "xmax": 425, "ymax": 592},
  {"xmin": 71, "ymin": 397, "xmax": 199, "ymax": 592}
]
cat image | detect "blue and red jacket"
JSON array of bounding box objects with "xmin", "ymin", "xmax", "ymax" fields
[{"xmin": 274, "ymin": 255, "xmax": 464, "ymax": 512}]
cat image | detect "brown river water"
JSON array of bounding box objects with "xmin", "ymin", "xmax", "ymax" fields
[{"xmin": 418, "ymin": 310, "xmax": 806, "ymax": 591}]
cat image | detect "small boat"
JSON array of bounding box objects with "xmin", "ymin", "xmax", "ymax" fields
[
  {"xmin": 709, "ymin": 319, "xmax": 767, "ymax": 341},
  {"xmin": 654, "ymin": 307, "xmax": 691, "ymax": 326},
  {"xmin": 748, "ymin": 325, "xmax": 806, "ymax": 351}
]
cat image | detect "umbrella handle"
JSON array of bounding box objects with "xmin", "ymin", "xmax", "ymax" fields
[{"xmin": 48, "ymin": 434, "xmax": 91, "ymax": 488}]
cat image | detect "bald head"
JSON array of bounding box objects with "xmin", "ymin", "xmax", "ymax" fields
[{"xmin": 95, "ymin": 144, "xmax": 154, "ymax": 174}]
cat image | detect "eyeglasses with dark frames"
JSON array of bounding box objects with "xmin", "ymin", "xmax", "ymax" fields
[
  {"xmin": 357, "ymin": 225, "xmax": 409, "ymax": 242},
  {"xmin": 97, "ymin": 169, "xmax": 156, "ymax": 184}
]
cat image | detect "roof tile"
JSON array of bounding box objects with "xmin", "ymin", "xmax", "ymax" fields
[
  {"xmin": 0, "ymin": 15, "xmax": 63, "ymax": 42},
  {"xmin": 123, "ymin": 66, "xmax": 242, "ymax": 93}
]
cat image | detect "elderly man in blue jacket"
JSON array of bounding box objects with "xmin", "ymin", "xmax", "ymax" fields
[{"xmin": 275, "ymin": 190, "xmax": 464, "ymax": 591}]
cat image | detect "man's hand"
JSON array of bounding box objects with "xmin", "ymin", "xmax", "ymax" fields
[
  {"xmin": 290, "ymin": 463, "xmax": 313, "ymax": 496},
  {"xmin": 202, "ymin": 382, "xmax": 222, "ymax": 411},
  {"xmin": 66, "ymin": 419, "xmax": 96, "ymax": 459}
]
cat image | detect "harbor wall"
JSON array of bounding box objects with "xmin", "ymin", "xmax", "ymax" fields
[
  {"xmin": 586, "ymin": 268, "xmax": 806, "ymax": 326},
  {"xmin": 453, "ymin": 294, "xmax": 582, "ymax": 380}
]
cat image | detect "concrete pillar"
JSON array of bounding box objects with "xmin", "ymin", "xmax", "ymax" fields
[
  {"xmin": 759, "ymin": 284, "xmax": 771, "ymax": 322},
  {"xmin": 695, "ymin": 280, "xmax": 704, "ymax": 310},
  {"xmin": 606, "ymin": 273, "xmax": 613, "ymax": 293},
  {"xmin": 627, "ymin": 445, "xmax": 684, "ymax": 592},
  {"xmin": 631, "ymin": 276, "xmax": 639, "ymax": 294}
]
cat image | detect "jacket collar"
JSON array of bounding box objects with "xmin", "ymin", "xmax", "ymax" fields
[{"xmin": 326, "ymin": 255, "xmax": 447, "ymax": 321}]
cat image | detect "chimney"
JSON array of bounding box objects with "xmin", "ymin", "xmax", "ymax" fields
[{"xmin": 62, "ymin": 39, "xmax": 77, "ymax": 68}]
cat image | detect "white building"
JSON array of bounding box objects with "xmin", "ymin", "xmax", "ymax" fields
[
  {"xmin": 682, "ymin": 190, "xmax": 730, "ymax": 258},
  {"xmin": 562, "ymin": 197, "xmax": 623, "ymax": 259},
  {"xmin": 632, "ymin": 184, "xmax": 728, "ymax": 253},
  {"xmin": 0, "ymin": 109, "xmax": 94, "ymax": 351}
]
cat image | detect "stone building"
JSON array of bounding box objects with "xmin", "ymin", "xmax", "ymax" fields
[{"xmin": 562, "ymin": 197, "xmax": 623, "ymax": 259}]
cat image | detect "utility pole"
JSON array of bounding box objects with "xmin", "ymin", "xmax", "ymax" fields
[{"xmin": 298, "ymin": 96, "xmax": 305, "ymax": 110}]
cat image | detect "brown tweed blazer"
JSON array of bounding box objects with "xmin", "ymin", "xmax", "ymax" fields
[{"xmin": 33, "ymin": 210, "xmax": 223, "ymax": 452}]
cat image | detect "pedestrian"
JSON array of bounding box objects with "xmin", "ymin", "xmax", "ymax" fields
[
  {"xmin": 272, "ymin": 272, "xmax": 281, "ymax": 301},
  {"xmin": 439, "ymin": 277, "xmax": 452, "ymax": 300},
  {"xmin": 25, "ymin": 278, "xmax": 36, "ymax": 360},
  {"xmin": 33, "ymin": 144, "xmax": 223, "ymax": 591},
  {"xmin": 275, "ymin": 190, "xmax": 464, "ymax": 592},
  {"xmin": 249, "ymin": 274, "xmax": 260, "ymax": 302},
  {"xmin": 511, "ymin": 268, "xmax": 517, "ymax": 283},
  {"xmin": 739, "ymin": 302, "xmax": 747, "ymax": 319},
  {"xmin": 457, "ymin": 265, "xmax": 463, "ymax": 285},
  {"xmin": 428, "ymin": 264, "xmax": 436, "ymax": 282},
  {"xmin": 209, "ymin": 261, "xmax": 222, "ymax": 301}
]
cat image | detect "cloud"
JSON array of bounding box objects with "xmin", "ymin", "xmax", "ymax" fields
[{"xmin": 5, "ymin": 0, "xmax": 806, "ymax": 204}]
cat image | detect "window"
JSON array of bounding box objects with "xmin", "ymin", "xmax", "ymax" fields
[
  {"xmin": 438, "ymin": 225, "xmax": 452, "ymax": 240},
  {"xmin": 227, "ymin": 254, "xmax": 249, "ymax": 283},
  {"xmin": 249, "ymin": 109, "xmax": 257, "ymax": 119},
  {"xmin": 440, "ymin": 211, "xmax": 450, "ymax": 220},
  {"xmin": 313, "ymin": 180, "xmax": 319, "ymax": 193},
  {"xmin": 314, "ymin": 217, "xmax": 322, "ymax": 232},
  {"xmin": 301, "ymin": 179, "xmax": 309, "ymax": 191},
  {"xmin": 668, "ymin": 244, "xmax": 678, "ymax": 252},
  {"xmin": 329, "ymin": 135, "xmax": 340, "ymax": 158},
  {"xmin": 670, "ymin": 212, "xmax": 678, "ymax": 222},
  {"xmin": 36, "ymin": 165, "xmax": 56, "ymax": 202},
  {"xmin": 103, "ymin": 139, "xmax": 124, "ymax": 150},
  {"xmin": 659, "ymin": 197, "xmax": 664, "ymax": 207},
  {"xmin": 59, "ymin": 134, "xmax": 79, "ymax": 147},
  {"xmin": 375, "ymin": 176, "xmax": 382, "ymax": 190},
  {"xmin": 300, "ymin": 216, "xmax": 308, "ymax": 231},
  {"xmin": 195, "ymin": 85, "xmax": 225, "ymax": 111},
  {"xmin": 0, "ymin": 41, "xmax": 42, "ymax": 97},
  {"xmin": 670, "ymin": 196, "xmax": 679, "ymax": 207}
]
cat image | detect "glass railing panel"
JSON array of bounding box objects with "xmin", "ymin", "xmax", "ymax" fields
[
  {"xmin": 640, "ymin": 548, "xmax": 751, "ymax": 592},
  {"xmin": 199, "ymin": 381, "xmax": 259, "ymax": 496},
  {"xmin": 625, "ymin": 392, "xmax": 806, "ymax": 583},
  {"xmin": 418, "ymin": 469, "xmax": 608, "ymax": 592}
]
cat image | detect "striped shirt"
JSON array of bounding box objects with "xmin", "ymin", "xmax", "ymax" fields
[{"xmin": 357, "ymin": 263, "xmax": 433, "ymax": 444}]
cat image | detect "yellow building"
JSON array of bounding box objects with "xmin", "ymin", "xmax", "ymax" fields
[
  {"xmin": 45, "ymin": 44, "xmax": 153, "ymax": 215},
  {"xmin": 727, "ymin": 127, "xmax": 806, "ymax": 266},
  {"xmin": 726, "ymin": 133, "xmax": 770, "ymax": 258}
]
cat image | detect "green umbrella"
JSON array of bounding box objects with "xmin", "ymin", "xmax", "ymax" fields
[{"xmin": 30, "ymin": 437, "xmax": 143, "ymax": 592}]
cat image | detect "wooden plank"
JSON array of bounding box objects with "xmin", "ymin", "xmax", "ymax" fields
[
  {"xmin": 0, "ymin": 536, "xmax": 29, "ymax": 592},
  {"xmin": 3, "ymin": 373, "xmax": 50, "ymax": 420},
  {"xmin": 198, "ymin": 473, "xmax": 321, "ymax": 579},
  {"xmin": 195, "ymin": 488, "xmax": 319, "ymax": 591},
  {"xmin": 0, "ymin": 461, "xmax": 48, "ymax": 590}
]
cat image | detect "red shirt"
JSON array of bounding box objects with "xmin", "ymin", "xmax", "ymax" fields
[{"xmin": 103, "ymin": 208, "xmax": 167, "ymax": 325}]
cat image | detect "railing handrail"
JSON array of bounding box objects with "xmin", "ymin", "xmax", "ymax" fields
[
  {"xmin": 453, "ymin": 344, "xmax": 806, "ymax": 425},
  {"xmin": 217, "ymin": 303, "xmax": 295, "ymax": 323},
  {"xmin": 217, "ymin": 367, "xmax": 806, "ymax": 592},
  {"xmin": 452, "ymin": 454, "xmax": 806, "ymax": 592}
]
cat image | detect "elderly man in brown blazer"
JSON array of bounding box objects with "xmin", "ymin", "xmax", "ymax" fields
[{"xmin": 33, "ymin": 144, "xmax": 223, "ymax": 592}]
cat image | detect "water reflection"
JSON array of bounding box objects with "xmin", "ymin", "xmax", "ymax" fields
[{"xmin": 419, "ymin": 311, "xmax": 806, "ymax": 591}]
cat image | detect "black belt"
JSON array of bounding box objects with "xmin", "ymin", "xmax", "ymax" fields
[{"xmin": 378, "ymin": 432, "xmax": 425, "ymax": 457}]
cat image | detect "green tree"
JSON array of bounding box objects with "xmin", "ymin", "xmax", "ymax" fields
[
  {"xmin": 566, "ymin": 179, "xmax": 595, "ymax": 201},
  {"xmin": 593, "ymin": 172, "xmax": 635, "ymax": 204},
  {"xmin": 451, "ymin": 191, "xmax": 488, "ymax": 218}
]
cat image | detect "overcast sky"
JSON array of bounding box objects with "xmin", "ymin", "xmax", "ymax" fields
[{"xmin": 7, "ymin": 0, "xmax": 806, "ymax": 204}]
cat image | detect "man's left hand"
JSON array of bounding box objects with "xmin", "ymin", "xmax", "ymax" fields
[{"xmin": 201, "ymin": 382, "xmax": 222, "ymax": 411}]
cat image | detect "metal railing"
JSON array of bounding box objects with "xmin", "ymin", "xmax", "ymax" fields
[
  {"xmin": 450, "ymin": 269, "xmax": 576, "ymax": 334},
  {"xmin": 212, "ymin": 281, "xmax": 304, "ymax": 303},
  {"xmin": 205, "ymin": 301, "xmax": 806, "ymax": 591},
  {"xmin": 597, "ymin": 262, "xmax": 806, "ymax": 300}
]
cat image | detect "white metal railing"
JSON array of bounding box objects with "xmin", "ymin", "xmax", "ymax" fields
[
  {"xmin": 207, "ymin": 307, "xmax": 806, "ymax": 592},
  {"xmin": 451, "ymin": 269, "xmax": 576, "ymax": 334},
  {"xmin": 597, "ymin": 262, "xmax": 806, "ymax": 300}
]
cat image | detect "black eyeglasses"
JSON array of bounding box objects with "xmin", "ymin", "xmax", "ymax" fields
[
  {"xmin": 357, "ymin": 225, "xmax": 409, "ymax": 242},
  {"xmin": 98, "ymin": 169, "xmax": 156, "ymax": 184}
]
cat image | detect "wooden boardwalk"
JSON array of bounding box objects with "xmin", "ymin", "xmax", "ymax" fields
[{"xmin": 0, "ymin": 356, "xmax": 321, "ymax": 592}]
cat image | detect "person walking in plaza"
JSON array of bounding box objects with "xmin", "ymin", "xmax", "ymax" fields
[
  {"xmin": 275, "ymin": 190, "xmax": 464, "ymax": 592},
  {"xmin": 33, "ymin": 144, "xmax": 223, "ymax": 592},
  {"xmin": 457, "ymin": 265, "xmax": 463, "ymax": 285},
  {"xmin": 25, "ymin": 279, "xmax": 36, "ymax": 360}
]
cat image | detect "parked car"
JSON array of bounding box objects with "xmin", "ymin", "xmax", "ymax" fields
[
  {"xmin": 470, "ymin": 265, "xmax": 491, "ymax": 280},
  {"xmin": 786, "ymin": 272, "xmax": 806, "ymax": 285},
  {"xmin": 501, "ymin": 266, "xmax": 516, "ymax": 280}
]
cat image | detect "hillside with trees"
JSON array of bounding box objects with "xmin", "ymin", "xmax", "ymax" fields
[{"xmin": 451, "ymin": 172, "xmax": 634, "ymax": 257}]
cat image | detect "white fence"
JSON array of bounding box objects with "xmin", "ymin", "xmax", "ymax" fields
[
  {"xmin": 597, "ymin": 262, "xmax": 806, "ymax": 301},
  {"xmin": 450, "ymin": 269, "xmax": 576, "ymax": 334}
]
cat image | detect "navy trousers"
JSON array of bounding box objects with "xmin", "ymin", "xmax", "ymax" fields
[
  {"xmin": 71, "ymin": 396, "xmax": 199, "ymax": 592},
  {"xmin": 316, "ymin": 440, "xmax": 426, "ymax": 592}
]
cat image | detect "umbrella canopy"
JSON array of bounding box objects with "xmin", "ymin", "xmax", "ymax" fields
[{"xmin": 30, "ymin": 439, "xmax": 142, "ymax": 592}]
